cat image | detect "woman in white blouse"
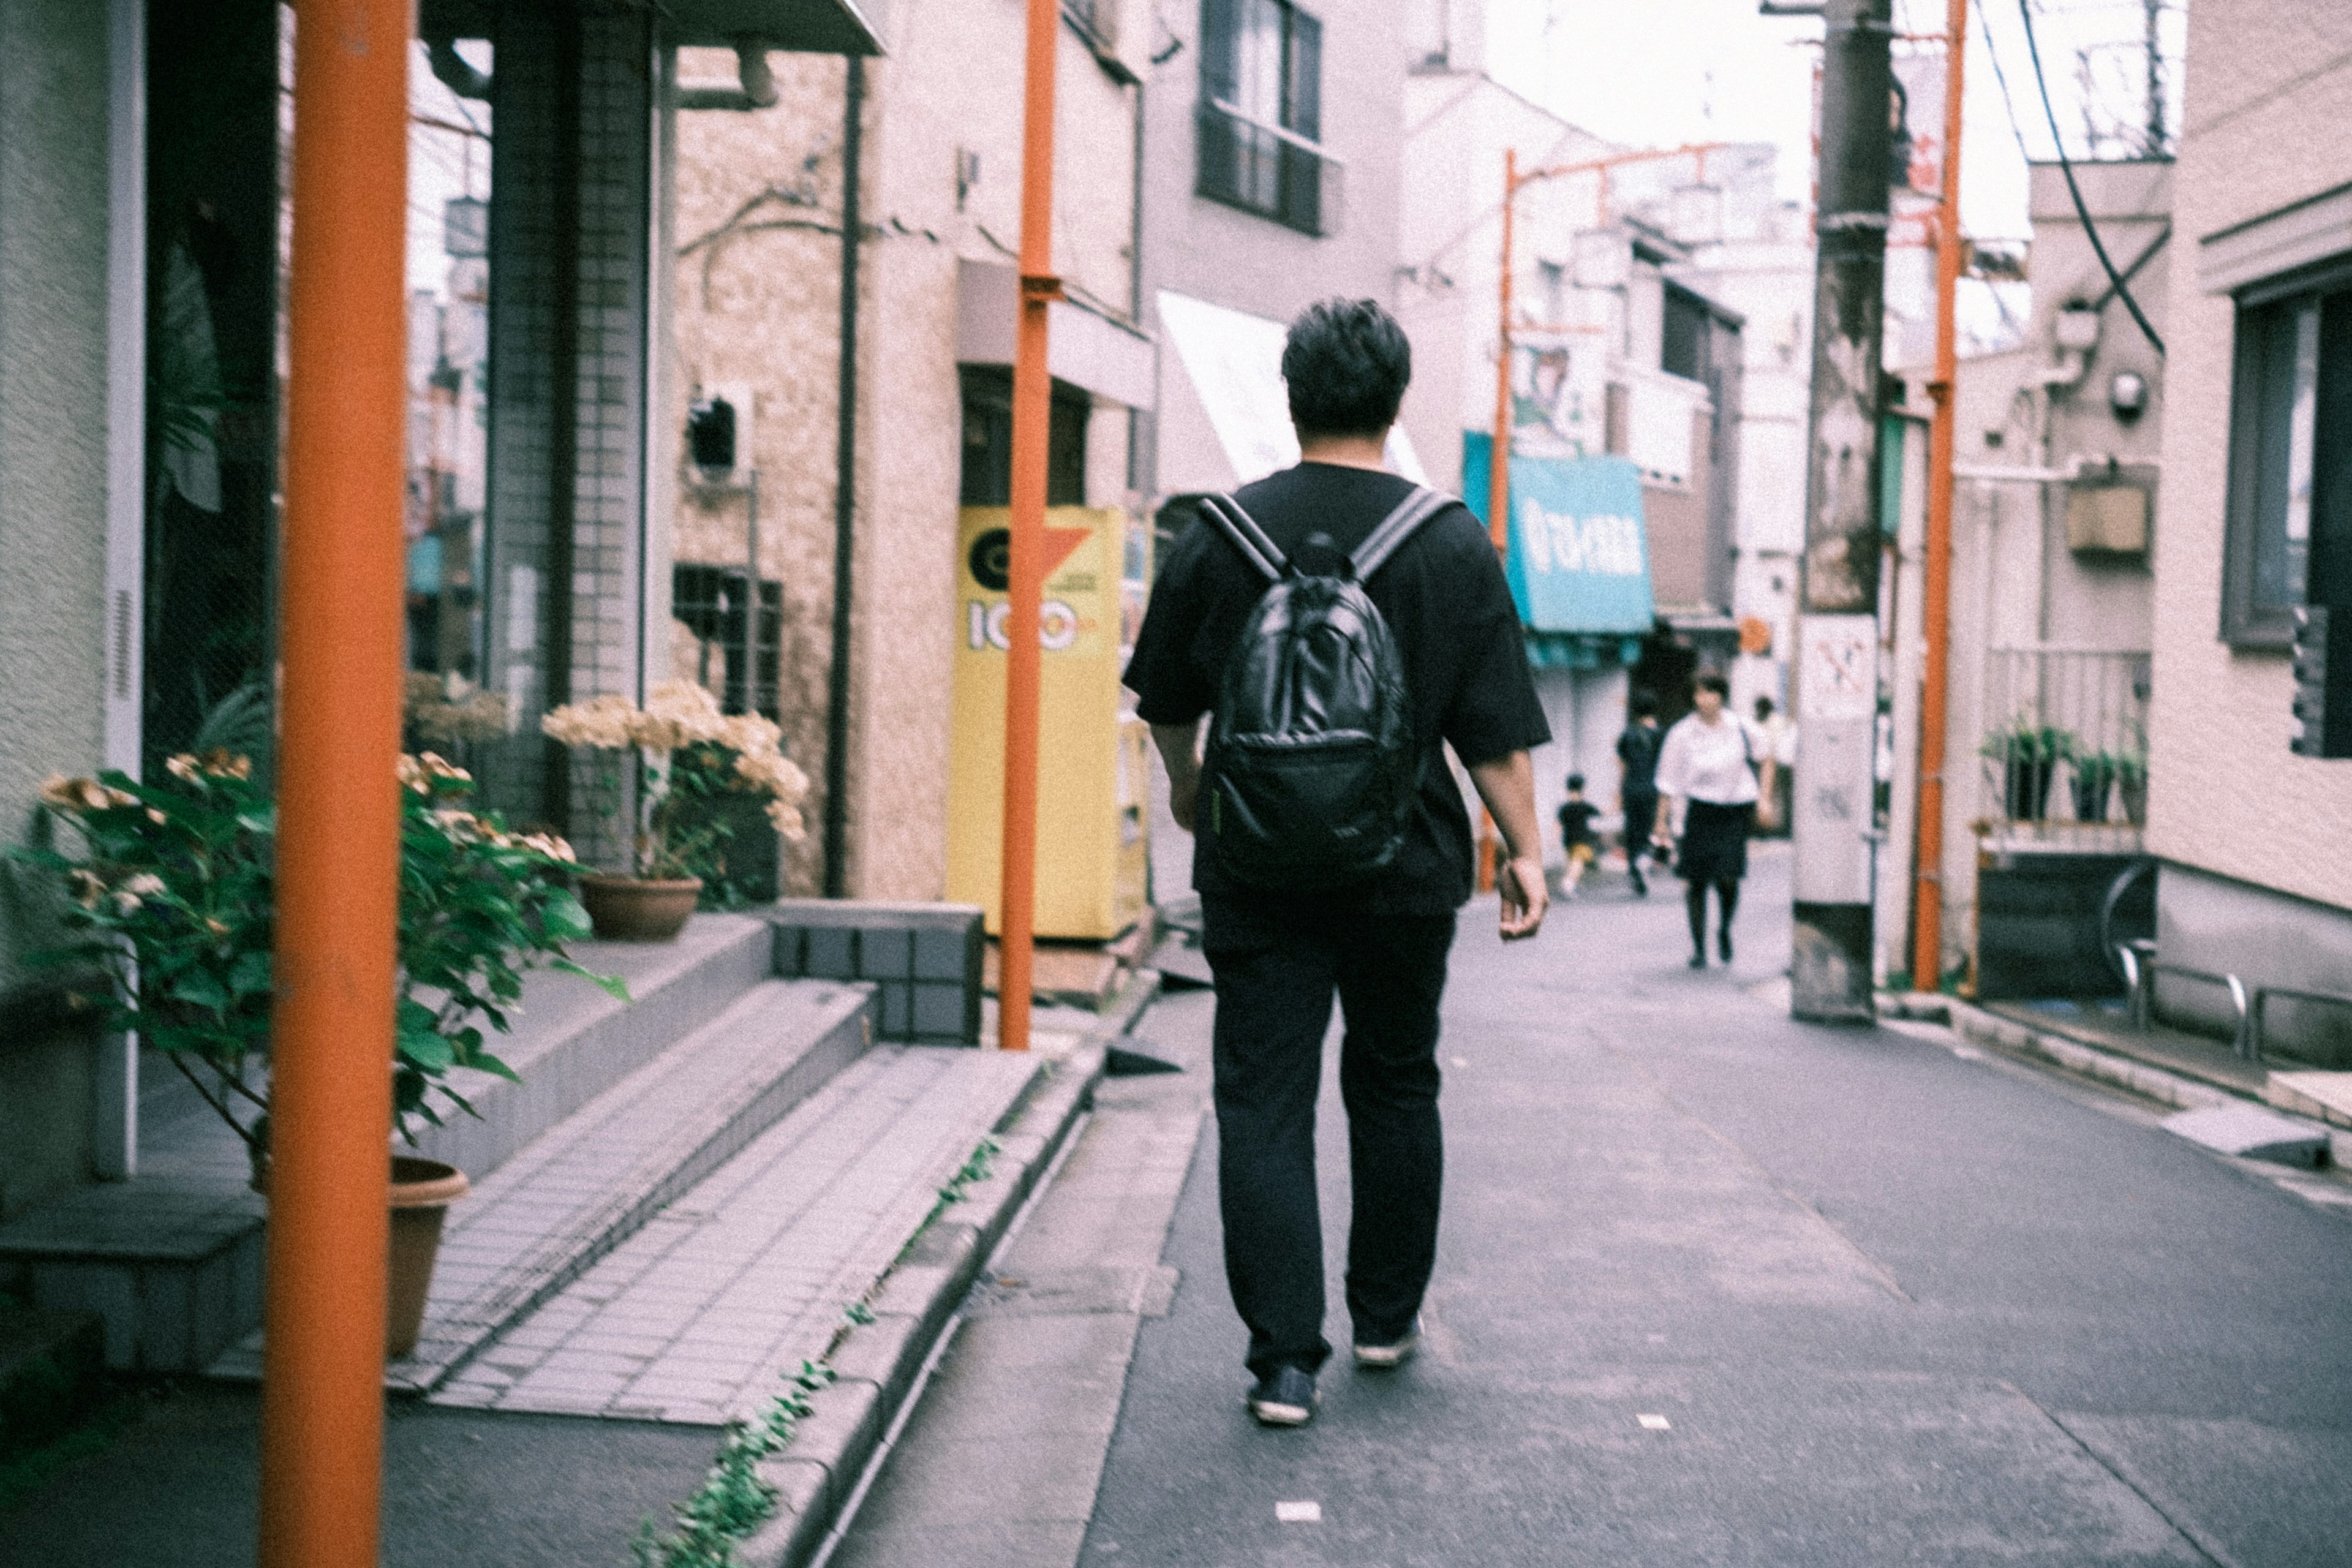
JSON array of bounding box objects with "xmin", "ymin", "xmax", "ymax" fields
[{"xmin": 1651, "ymin": 673, "xmax": 1776, "ymax": 968}]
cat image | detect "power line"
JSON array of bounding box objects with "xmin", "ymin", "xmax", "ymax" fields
[
  {"xmin": 1976, "ymin": 4, "xmax": 2038, "ymax": 168},
  {"xmin": 2016, "ymin": 0, "xmax": 2165, "ymax": 354}
]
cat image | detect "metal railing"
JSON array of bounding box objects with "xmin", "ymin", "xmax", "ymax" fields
[
  {"xmin": 2252, "ymin": 985, "xmax": 2352, "ymax": 1068},
  {"xmin": 1979, "ymin": 646, "xmax": 2150, "ymax": 852},
  {"xmin": 2119, "ymin": 940, "xmax": 2252, "ymax": 1059}
]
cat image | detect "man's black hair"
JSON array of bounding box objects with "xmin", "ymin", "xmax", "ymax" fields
[
  {"xmin": 1566, "ymin": 773, "xmax": 1586, "ymax": 793},
  {"xmin": 1282, "ymin": 299, "xmax": 1412, "ymax": 439},
  {"xmin": 1630, "ymin": 689, "xmax": 1658, "ymax": 720},
  {"xmin": 1695, "ymin": 671, "xmax": 1731, "ymax": 699}
]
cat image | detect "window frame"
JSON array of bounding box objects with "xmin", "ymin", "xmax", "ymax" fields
[
  {"xmin": 1194, "ymin": 0, "xmax": 1329, "ymax": 236},
  {"xmin": 2221, "ymin": 254, "xmax": 2352, "ymax": 649}
]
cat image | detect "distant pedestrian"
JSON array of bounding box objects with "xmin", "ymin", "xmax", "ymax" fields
[
  {"xmin": 1123, "ymin": 299, "xmax": 1551, "ymax": 1429},
  {"xmin": 1556, "ymin": 774, "xmax": 1599, "ymax": 898},
  {"xmin": 1615, "ymin": 690, "xmax": 1665, "ymax": 897},
  {"xmin": 1653, "ymin": 672, "xmax": 1775, "ymax": 968}
]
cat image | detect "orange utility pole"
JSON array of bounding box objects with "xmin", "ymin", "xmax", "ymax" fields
[
  {"xmin": 258, "ymin": 3, "xmax": 409, "ymax": 1565},
  {"xmin": 1483, "ymin": 140, "xmax": 1722, "ymax": 891},
  {"xmin": 998, "ymin": 0, "xmax": 1061, "ymax": 1053},
  {"xmin": 1911, "ymin": 0, "xmax": 1968, "ymax": 989}
]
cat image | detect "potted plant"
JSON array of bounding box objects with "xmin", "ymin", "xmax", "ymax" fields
[
  {"xmin": 541, "ymin": 680, "xmax": 810, "ymax": 941},
  {"xmin": 18, "ymin": 749, "xmax": 622, "ymax": 1356},
  {"xmin": 1980, "ymin": 720, "xmax": 2073, "ymax": 822},
  {"xmin": 2115, "ymin": 749, "xmax": 2149, "ymax": 826},
  {"xmin": 2070, "ymin": 750, "xmax": 2118, "ymax": 823}
]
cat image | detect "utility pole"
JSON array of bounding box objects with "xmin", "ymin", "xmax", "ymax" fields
[
  {"xmin": 2143, "ymin": 0, "xmax": 2166, "ymax": 157},
  {"xmin": 998, "ymin": 0, "xmax": 1061, "ymax": 1052},
  {"xmin": 1912, "ymin": 0, "xmax": 1969, "ymax": 995},
  {"xmin": 1790, "ymin": 0, "xmax": 1894, "ymax": 1025}
]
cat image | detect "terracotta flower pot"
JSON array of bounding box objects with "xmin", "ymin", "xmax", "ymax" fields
[
  {"xmin": 388, "ymin": 1157, "xmax": 470, "ymax": 1358},
  {"xmin": 252, "ymin": 1155, "xmax": 470, "ymax": 1359},
  {"xmin": 577, "ymin": 873, "xmax": 703, "ymax": 942}
]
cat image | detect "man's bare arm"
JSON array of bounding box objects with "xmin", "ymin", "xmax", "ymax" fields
[
  {"xmin": 1152, "ymin": 722, "xmax": 1203, "ymax": 833},
  {"xmin": 1468, "ymin": 749, "xmax": 1548, "ymax": 941}
]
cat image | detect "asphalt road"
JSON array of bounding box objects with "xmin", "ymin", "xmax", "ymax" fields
[{"xmin": 1076, "ymin": 848, "xmax": 2352, "ymax": 1567}]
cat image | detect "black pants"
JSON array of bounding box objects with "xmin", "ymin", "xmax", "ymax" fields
[{"xmin": 1204, "ymin": 899, "xmax": 1457, "ymax": 1378}]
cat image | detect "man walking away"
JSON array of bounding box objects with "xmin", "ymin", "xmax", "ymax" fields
[
  {"xmin": 1123, "ymin": 299, "xmax": 1551, "ymax": 1428},
  {"xmin": 1616, "ymin": 692, "xmax": 1664, "ymax": 897}
]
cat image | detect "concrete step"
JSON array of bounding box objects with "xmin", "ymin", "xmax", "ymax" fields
[
  {"xmin": 2267, "ymin": 1071, "xmax": 2352, "ymax": 1130},
  {"xmin": 0, "ymin": 914, "xmax": 782, "ymax": 1374},
  {"xmin": 429, "ymin": 1041, "xmax": 1044, "ymax": 1425},
  {"xmin": 210, "ymin": 977, "xmax": 873, "ymax": 1392}
]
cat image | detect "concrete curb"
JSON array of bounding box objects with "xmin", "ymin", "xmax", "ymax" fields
[
  {"xmin": 1882, "ymin": 990, "xmax": 2350, "ymax": 1166},
  {"xmin": 734, "ymin": 1038, "xmax": 1110, "ymax": 1568}
]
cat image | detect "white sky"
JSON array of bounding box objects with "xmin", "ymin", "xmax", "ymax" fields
[{"xmin": 1487, "ymin": 0, "xmax": 2187, "ymax": 243}]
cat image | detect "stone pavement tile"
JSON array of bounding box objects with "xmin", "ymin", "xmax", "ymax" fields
[
  {"xmin": 832, "ymin": 1520, "xmax": 1090, "ymax": 1568},
  {"xmin": 848, "ymin": 1427, "xmax": 1109, "ymax": 1531}
]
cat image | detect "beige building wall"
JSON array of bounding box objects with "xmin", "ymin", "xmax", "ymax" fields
[
  {"xmin": 671, "ymin": 12, "xmax": 1142, "ymax": 899},
  {"xmin": 2149, "ymin": 1, "xmax": 2352, "ymax": 910}
]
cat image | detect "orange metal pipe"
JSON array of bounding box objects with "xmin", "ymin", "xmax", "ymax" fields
[
  {"xmin": 1912, "ymin": 0, "xmax": 1969, "ymax": 988},
  {"xmin": 1488, "ymin": 146, "xmax": 1516, "ymax": 556},
  {"xmin": 257, "ymin": 4, "xmax": 410, "ymax": 1565},
  {"xmin": 999, "ymin": 0, "xmax": 1061, "ymax": 1052}
]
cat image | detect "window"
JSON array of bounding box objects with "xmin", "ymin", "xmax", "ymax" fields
[
  {"xmin": 958, "ymin": 367, "xmax": 1090, "ymax": 508},
  {"xmin": 1196, "ymin": 0, "xmax": 1330, "ymax": 235},
  {"xmin": 2222, "ymin": 270, "xmax": 2352, "ymax": 647}
]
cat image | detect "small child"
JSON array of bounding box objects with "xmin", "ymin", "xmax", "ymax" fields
[{"xmin": 1556, "ymin": 774, "xmax": 1600, "ymax": 898}]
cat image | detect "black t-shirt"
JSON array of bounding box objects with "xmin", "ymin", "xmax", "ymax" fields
[
  {"xmin": 1617, "ymin": 721, "xmax": 1662, "ymax": 796},
  {"xmin": 1558, "ymin": 798, "xmax": 1600, "ymax": 848},
  {"xmin": 1122, "ymin": 462, "xmax": 1551, "ymax": 915}
]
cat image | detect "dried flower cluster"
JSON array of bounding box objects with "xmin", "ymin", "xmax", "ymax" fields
[{"xmin": 542, "ymin": 681, "xmax": 810, "ymax": 881}]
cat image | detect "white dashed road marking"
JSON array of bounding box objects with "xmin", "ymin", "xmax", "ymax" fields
[
  {"xmin": 1638, "ymin": 1414, "xmax": 1672, "ymax": 1430},
  {"xmin": 1275, "ymin": 1501, "xmax": 1322, "ymax": 1523}
]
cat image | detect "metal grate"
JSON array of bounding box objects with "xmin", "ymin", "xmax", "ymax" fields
[
  {"xmin": 671, "ymin": 563, "xmax": 780, "ymax": 719},
  {"xmin": 1977, "ymin": 646, "xmax": 2150, "ymax": 853}
]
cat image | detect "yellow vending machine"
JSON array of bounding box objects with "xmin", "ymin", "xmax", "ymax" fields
[{"xmin": 946, "ymin": 505, "xmax": 1150, "ymax": 940}]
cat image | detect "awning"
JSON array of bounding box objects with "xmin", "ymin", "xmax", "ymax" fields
[
  {"xmin": 1462, "ymin": 434, "xmax": 1654, "ymax": 638},
  {"xmin": 1155, "ymin": 290, "xmax": 1427, "ymax": 493},
  {"xmin": 958, "ymin": 261, "xmax": 1158, "ymax": 410},
  {"xmin": 420, "ymin": 0, "xmax": 886, "ymax": 54}
]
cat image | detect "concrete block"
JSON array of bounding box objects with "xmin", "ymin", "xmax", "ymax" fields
[
  {"xmin": 804, "ymin": 928, "xmax": 856, "ymax": 980},
  {"xmin": 911, "ymin": 982, "xmax": 972, "ymax": 1044},
  {"xmin": 876, "ymin": 981, "xmax": 911, "ymax": 1039},
  {"xmin": 771, "ymin": 925, "xmax": 807, "ymax": 977},
  {"xmin": 858, "ymin": 927, "xmax": 912, "ymax": 981},
  {"xmin": 2161, "ymin": 1104, "xmax": 2331, "ymax": 1168},
  {"xmin": 913, "ymin": 923, "xmax": 979, "ymax": 984}
]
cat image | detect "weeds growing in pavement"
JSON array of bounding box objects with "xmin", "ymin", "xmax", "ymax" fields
[
  {"xmin": 630, "ymin": 1360, "xmax": 835, "ymax": 1568},
  {"xmin": 628, "ymin": 1131, "xmax": 1007, "ymax": 1566}
]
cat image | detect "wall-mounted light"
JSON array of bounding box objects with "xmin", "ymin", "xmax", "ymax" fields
[
  {"xmin": 687, "ymin": 395, "xmax": 739, "ymax": 484},
  {"xmin": 2108, "ymin": 369, "xmax": 2149, "ymax": 424}
]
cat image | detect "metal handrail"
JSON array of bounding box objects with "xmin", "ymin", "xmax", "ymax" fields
[
  {"xmin": 2250, "ymin": 984, "xmax": 2352, "ymax": 1065},
  {"xmin": 2119, "ymin": 940, "xmax": 2252, "ymax": 1060},
  {"xmin": 1204, "ymin": 98, "xmax": 1348, "ymax": 166}
]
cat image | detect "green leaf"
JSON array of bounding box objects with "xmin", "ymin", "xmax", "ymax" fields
[
  {"xmin": 470, "ymin": 1049, "xmax": 521, "ymax": 1084},
  {"xmin": 553, "ymin": 958, "xmax": 631, "ymax": 1001},
  {"xmin": 399, "ymin": 1032, "xmax": 456, "ymax": 1071},
  {"xmin": 541, "ymin": 893, "xmax": 594, "ymax": 943},
  {"xmin": 228, "ymin": 949, "xmax": 272, "ymax": 999},
  {"xmin": 171, "ymin": 970, "xmax": 230, "ymax": 1011}
]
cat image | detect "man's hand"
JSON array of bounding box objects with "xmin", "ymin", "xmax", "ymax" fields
[
  {"xmin": 1498, "ymin": 854, "xmax": 1548, "ymax": 940},
  {"xmin": 1468, "ymin": 750, "xmax": 1548, "ymax": 942},
  {"xmin": 1152, "ymin": 723, "xmax": 1204, "ymax": 835}
]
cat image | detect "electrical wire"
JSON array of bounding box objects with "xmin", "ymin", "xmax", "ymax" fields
[
  {"xmin": 2016, "ymin": 0, "xmax": 2165, "ymax": 354},
  {"xmin": 1976, "ymin": 4, "xmax": 2038, "ymax": 170}
]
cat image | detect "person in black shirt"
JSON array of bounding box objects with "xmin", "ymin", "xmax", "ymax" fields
[
  {"xmin": 1615, "ymin": 691, "xmax": 1664, "ymax": 897},
  {"xmin": 1124, "ymin": 300, "xmax": 1551, "ymax": 1428},
  {"xmin": 1557, "ymin": 773, "xmax": 1600, "ymax": 898}
]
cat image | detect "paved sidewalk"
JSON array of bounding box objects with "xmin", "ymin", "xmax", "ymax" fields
[{"xmin": 846, "ymin": 848, "xmax": 2352, "ymax": 1568}]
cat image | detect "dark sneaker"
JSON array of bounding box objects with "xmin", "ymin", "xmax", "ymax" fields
[
  {"xmin": 1719, "ymin": 928, "xmax": 1734, "ymax": 963},
  {"xmin": 1246, "ymin": 1366, "xmax": 1317, "ymax": 1427},
  {"xmin": 1689, "ymin": 952, "xmax": 1707, "ymax": 969},
  {"xmin": 1353, "ymin": 1318, "xmax": 1420, "ymax": 1370},
  {"xmin": 1629, "ymin": 865, "xmax": 1648, "ymax": 897}
]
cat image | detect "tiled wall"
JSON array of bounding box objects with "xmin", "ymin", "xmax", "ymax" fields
[{"xmin": 480, "ymin": 10, "xmax": 652, "ymax": 862}]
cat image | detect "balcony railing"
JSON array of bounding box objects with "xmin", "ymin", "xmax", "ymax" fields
[
  {"xmin": 1976, "ymin": 645, "xmax": 2150, "ymax": 853},
  {"xmin": 1195, "ymin": 99, "xmax": 1344, "ymax": 238}
]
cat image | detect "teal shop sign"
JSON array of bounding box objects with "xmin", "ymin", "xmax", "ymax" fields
[{"xmin": 1462, "ymin": 432, "xmax": 1654, "ymax": 637}]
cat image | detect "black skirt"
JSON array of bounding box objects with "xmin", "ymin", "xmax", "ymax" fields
[{"xmin": 1678, "ymin": 799, "xmax": 1753, "ymax": 884}]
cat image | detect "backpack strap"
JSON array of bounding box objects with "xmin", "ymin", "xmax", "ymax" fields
[
  {"xmin": 1349, "ymin": 486, "xmax": 1455, "ymax": 582},
  {"xmin": 1197, "ymin": 494, "xmax": 1287, "ymax": 583}
]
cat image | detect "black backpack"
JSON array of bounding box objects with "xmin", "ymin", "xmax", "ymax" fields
[{"xmin": 1196, "ymin": 486, "xmax": 1454, "ymax": 891}]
